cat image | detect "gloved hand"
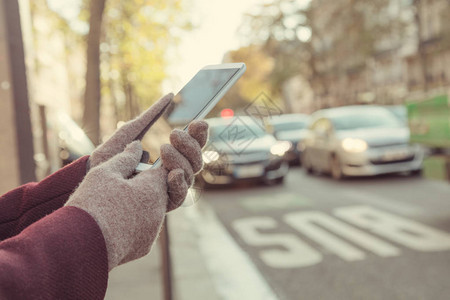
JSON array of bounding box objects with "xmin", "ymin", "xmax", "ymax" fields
[
  {"xmin": 88, "ymin": 93, "xmax": 174, "ymax": 170},
  {"xmin": 65, "ymin": 121, "xmax": 208, "ymax": 271}
]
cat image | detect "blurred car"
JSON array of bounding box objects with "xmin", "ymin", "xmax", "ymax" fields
[
  {"xmin": 197, "ymin": 116, "xmax": 290, "ymax": 186},
  {"xmin": 301, "ymin": 105, "xmax": 424, "ymax": 179},
  {"xmin": 48, "ymin": 112, "xmax": 95, "ymax": 166},
  {"xmin": 384, "ymin": 105, "xmax": 407, "ymax": 124},
  {"xmin": 266, "ymin": 114, "xmax": 310, "ymax": 165}
]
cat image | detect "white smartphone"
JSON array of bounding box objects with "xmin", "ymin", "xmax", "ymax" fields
[{"xmin": 136, "ymin": 62, "xmax": 246, "ymax": 172}]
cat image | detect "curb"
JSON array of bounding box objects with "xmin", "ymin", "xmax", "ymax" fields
[{"xmin": 170, "ymin": 198, "xmax": 278, "ymax": 300}]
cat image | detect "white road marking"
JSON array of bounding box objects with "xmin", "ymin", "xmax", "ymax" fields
[
  {"xmin": 186, "ymin": 202, "xmax": 279, "ymax": 300},
  {"xmin": 335, "ymin": 205, "xmax": 450, "ymax": 252},
  {"xmin": 232, "ymin": 217, "xmax": 323, "ymax": 268},
  {"xmin": 284, "ymin": 211, "xmax": 400, "ymax": 260},
  {"xmin": 231, "ymin": 205, "xmax": 450, "ymax": 269},
  {"xmin": 343, "ymin": 190, "xmax": 424, "ymax": 216}
]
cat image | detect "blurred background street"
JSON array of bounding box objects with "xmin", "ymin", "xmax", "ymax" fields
[
  {"xmin": 204, "ymin": 168, "xmax": 450, "ymax": 300},
  {"xmin": 1, "ymin": 0, "xmax": 450, "ymax": 299}
]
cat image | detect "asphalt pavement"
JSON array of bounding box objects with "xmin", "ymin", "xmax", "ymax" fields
[{"xmin": 202, "ymin": 167, "xmax": 450, "ymax": 300}]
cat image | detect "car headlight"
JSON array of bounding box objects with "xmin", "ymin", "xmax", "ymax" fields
[
  {"xmin": 202, "ymin": 151, "xmax": 220, "ymax": 164},
  {"xmin": 297, "ymin": 142, "xmax": 305, "ymax": 152},
  {"xmin": 270, "ymin": 141, "xmax": 292, "ymax": 156},
  {"xmin": 341, "ymin": 138, "xmax": 368, "ymax": 153}
]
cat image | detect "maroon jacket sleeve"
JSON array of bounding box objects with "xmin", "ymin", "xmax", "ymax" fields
[
  {"xmin": 0, "ymin": 156, "xmax": 89, "ymax": 241},
  {"xmin": 0, "ymin": 206, "xmax": 108, "ymax": 299}
]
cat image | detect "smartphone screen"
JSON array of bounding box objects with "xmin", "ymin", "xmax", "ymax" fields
[
  {"xmin": 141, "ymin": 67, "xmax": 242, "ymax": 164},
  {"xmin": 165, "ymin": 68, "xmax": 240, "ymax": 126}
]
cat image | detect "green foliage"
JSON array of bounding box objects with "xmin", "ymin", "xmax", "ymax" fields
[
  {"xmin": 209, "ymin": 45, "xmax": 276, "ymax": 117},
  {"xmin": 101, "ymin": 0, "xmax": 192, "ymax": 120},
  {"xmin": 240, "ymin": 0, "xmax": 308, "ymax": 97}
]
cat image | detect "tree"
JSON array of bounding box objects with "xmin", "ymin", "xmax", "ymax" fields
[
  {"xmin": 83, "ymin": 0, "xmax": 106, "ymax": 146},
  {"xmin": 81, "ymin": 0, "xmax": 190, "ymax": 144},
  {"xmin": 240, "ymin": 0, "xmax": 309, "ymax": 98},
  {"xmin": 219, "ymin": 45, "xmax": 275, "ymax": 112},
  {"xmin": 241, "ymin": 0, "xmax": 408, "ymax": 107},
  {"xmin": 100, "ymin": 0, "xmax": 191, "ymax": 128}
]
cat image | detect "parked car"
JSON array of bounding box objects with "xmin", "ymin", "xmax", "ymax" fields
[
  {"xmin": 301, "ymin": 105, "xmax": 424, "ymax": 179},
  {"xmin": 384, "ymin": 105, "xmax": 407, "ymax": 124},
  {"xmin": 48, "ymin": 112, "xmax": 95, "ymax": 166},
  {"xmin": 266, "ymin": 114, "xmax": 310, "ymax": 165},
  {"xmin": 197, "ymin": 116, "xmax": 290, "ymax": 186}
]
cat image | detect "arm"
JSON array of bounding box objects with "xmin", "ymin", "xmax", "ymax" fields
[
  {"xmin": 0, "ymin": 206, "xmax": 108, "ymax": 300},
  {"xmin": 0, "ymin": 93, "xmax": 176, "ymax": 243},
  {"xmin": 0, "ymin": 93, "xmax": 172, "ymax": 242},
  {"xmin": 0, "ymin": 156, "xmax": 89, "ymax": 241},
  {"xmin": 66, "ymin": 121, "xmax": 208, "ymax": 270},
  {"xmin": 0, "ymin": 119, "xmax": 206, "ymax": 300}
]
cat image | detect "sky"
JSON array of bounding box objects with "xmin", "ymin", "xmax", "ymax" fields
[
  {"xmin": 47, "ymin": 0, "xmax": 261, "ymax": 93},
  {"xmin": 163, "ymin": 0, "xmax": 261, "ymax": 92}
]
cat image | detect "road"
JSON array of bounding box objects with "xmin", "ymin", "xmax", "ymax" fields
[{"xmin": 201, "ymin": 167, "xmax": 450, "ymax": 300}]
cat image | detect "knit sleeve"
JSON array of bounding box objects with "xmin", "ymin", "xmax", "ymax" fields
[
  {"xmin": 0, "ymin": 156, "xmax": 89, "ymax": 241},
  {"xmin": 0, "ymin": 206, "xmax": 108, "ymax": 299}
]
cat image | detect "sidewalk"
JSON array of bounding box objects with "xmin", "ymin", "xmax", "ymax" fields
[
  {"xmin": 105, "ymin": 201, "xmax": 220, "ymax": 300},
  {"xmin": 105, "ymin": 242, "xmax": 163, "ymax": 300}
]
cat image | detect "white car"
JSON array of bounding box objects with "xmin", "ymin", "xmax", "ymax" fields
[{"xmin": 301, "ymin": 105, "xmax": 424, "ymax": 179}]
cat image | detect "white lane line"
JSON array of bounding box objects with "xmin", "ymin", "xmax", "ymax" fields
[
  {"xmin": 284, "ymin": 210, "xmax": 400, "ymax": 259},
  {"xmin": 186, "ymin": 201, "xmax": 279, "ymax": 300},
  {"xmin": 343, "ymin": 190, "xmax": 423, "ymax": 216},
  {"xmin": 232, "ymin": 216, "xmax": 323, "ymax": 268},
  {"xmin": 335, "ymin": 205, "xmax": 450, "ymax": 252}
]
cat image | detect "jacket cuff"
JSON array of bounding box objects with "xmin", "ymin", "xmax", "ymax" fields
[
  {"xmin": 0, "ymin": 206, "xmax": 108, "ymax": 299},
  {"xmin": 0, "ymin": 155, "xmax": 90, "ymax": 239}
]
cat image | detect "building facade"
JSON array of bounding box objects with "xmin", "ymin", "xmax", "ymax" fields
[{"xmin": 293, "ymin": 0, "xmax": 450, "ymax": 112}]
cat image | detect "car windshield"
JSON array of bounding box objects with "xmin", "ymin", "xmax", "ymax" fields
[
  {"xmin": 273, "ymin": 121, "xmax": 307, "ymax": 132},
  {"xmin": 386, "ymin": 106, "xmax": 407, "ymax": 123},
  {"xmin": 210, "ymin": 122, "xmax": 266, "ymax": 141},
  {"xmin": 330, "ymin": 109, "xmax": 402, "ymax": 130}
]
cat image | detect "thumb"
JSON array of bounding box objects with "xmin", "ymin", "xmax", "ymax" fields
[{"xmin": 102, "ymin": 141, "xmax": 143, "ymax": 178}]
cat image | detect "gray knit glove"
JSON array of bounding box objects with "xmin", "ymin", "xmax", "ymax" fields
[
  {"xmin": 66, "ymin": 121, "xmax": 208, "ymax": 271},
  {"xmin": 88, "ymin": 93, "xmax": 174, "ymax": 170}
]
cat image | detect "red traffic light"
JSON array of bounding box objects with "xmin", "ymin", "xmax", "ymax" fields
[{"xmin": 221, "ymin": 108, "xmax": 234, "ymax": 119}]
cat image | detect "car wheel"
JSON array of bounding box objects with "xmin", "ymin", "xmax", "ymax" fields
[
  {"xmin": 263, "ymin": 176, "xmax": 285, "ymax": 186},
  {"xmin": 194, "ymin": 174, "xmax": 210, "ymax": 189},
  {"xmin": 303, "ymin": 151, "xmax": 314, "ymax": 174},
  {"xmin": 410, "ymin": 169, "xmax": 422, "ymax": 177},
  {"xmin": 330, "ymin": 155, "xmax": 344, "ymax": 180},
  {"xmin": 274, "ymin": 176, "xmax": 285, "ymax": 184}
]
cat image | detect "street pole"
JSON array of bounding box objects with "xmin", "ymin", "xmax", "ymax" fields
[
  {"xmin": 0, "ymin": 0, "xmax": 35, "ymax": 190},
  {"xmin": 159, "ymin": 217, "xmax": 173, "ymax": 300}
]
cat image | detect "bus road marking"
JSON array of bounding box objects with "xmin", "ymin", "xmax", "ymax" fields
[{"xmin": 232, "ymin": 205, "xmax": 450, "ymax": 269}]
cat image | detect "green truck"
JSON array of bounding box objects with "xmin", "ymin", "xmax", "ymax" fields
[{"xmin": 406, "ymin": 93, "xmax": 450, "ymax": 181}]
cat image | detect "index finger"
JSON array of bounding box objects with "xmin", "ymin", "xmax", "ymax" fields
[{"xmin": 97, "ymin": 93, "xmax": 173, "ymax": 160}]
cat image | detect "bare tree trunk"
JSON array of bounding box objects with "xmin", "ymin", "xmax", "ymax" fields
[
  {"xmin": 122, "ymin": 79, "xmax": 136, "ymax": 120},
  {"xmin": 108, "ymin": 78, "xmax": 120, "ymax": 126},
  {"xmin": 413, "ymin": 0, "xmax": 429, "ymax": 92},
  {"xmin": 126, "ymin": 82, "xmax": 133, "ymax": 120},
  {"xmin": 306, "ymin": 7, "xmax": 328, "ymax": 110},
  {"xmin": 83, "ymin": 0, "xmax": 106, "ymax": 146}
]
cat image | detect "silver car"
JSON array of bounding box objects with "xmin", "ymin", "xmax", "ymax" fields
[{"xmin": 301, "ymin": 105, "xmax": 423, "ymax": 179}]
